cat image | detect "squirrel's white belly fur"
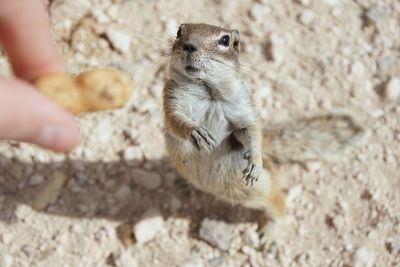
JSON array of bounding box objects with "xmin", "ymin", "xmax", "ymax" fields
[{"xmin": 164, "ymin": 97, "xmax": 261, "ymax": 204}]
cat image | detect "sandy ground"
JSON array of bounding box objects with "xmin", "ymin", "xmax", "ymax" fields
[{"xmin": 0, "ymin": 0, "xmax": 399, "ymax": 266}]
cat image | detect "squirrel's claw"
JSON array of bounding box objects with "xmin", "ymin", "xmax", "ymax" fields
[
  {"xmin": 191, "ymin": 127, "xmax": 217, "ymax": 153},
  {"xmin": 242, "ymin": 150, "xmax": 261, "ymax": 186}
]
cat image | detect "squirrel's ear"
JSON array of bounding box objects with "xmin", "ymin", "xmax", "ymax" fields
[{"xmin": 232, "ymin": 30, "xmax": 240, "ymax": 52}]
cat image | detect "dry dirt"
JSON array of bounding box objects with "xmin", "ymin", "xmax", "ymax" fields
[{"xmin": 0, "ymin": 0, "xmax": 399, "ymax": 266}]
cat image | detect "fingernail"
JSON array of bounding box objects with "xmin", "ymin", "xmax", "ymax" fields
[{"xmin": 35, "ymin": 125, "xmax": 74, "ymax": 149}]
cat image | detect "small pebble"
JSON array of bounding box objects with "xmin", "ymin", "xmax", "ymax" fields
[
  {"xmin": 351, "ymin": 61, "xmax": 365, "ymax": 77},
  {"xmin": 324, "ymin": 0, "xmax": 340, "ymax": 5},
  {"xmin": 21, "ymin": 244, "xmax": 35, "ymax": 258},
  {"xmin": 384, "ymin": 77, "xmax": 400, "ymax": 100},
  {"xmin": 305, "ymin": 161, "xmax": 322, "ymax": 172},
  {"xmin": 32, "ymin": 170, "xmax": 68, "ymax": 211},
  {"xmin": 0, "ymin": 253, "xmax": 13, "ymax": 267},
  {"xmin": 50, "ymin": 0, "xmax": 90, "ymax": 20},
  {"xmin": 123, "ymin": 146, "xmax": 143, "ymax": 166},
  {"xmin": 133, "ymin": 209, "xmax": 165, "ymax": 244},
  {"xmin": 250, "ymin": 4, "xmax": 269, "ymax": 22},
  {"xmin": 92, "ymin": 8, "xmax": 111, "ymax": 24},
  {"xmin": 69, "ymin": 224, "xmax": 83, "ymax": 234},
  {"xmin": 369, "ymin": 109, "xmax": 384, "ymax": 118},
  {"xmin": 243, "ymin": 228, "xmax": 260, "ymax": 247},
  {"xmin": 115, "ymin": 185, "xmax": 132, "ymax": 199},
  {"xmin": 353, "ymin": 247, "xmax": 374, "ymax": 267},
  {"xmin": 299, "ymin": 10, "xmax": 315, "ymax": 25},
  {"xmin": 199, "ymin": 218, "xmax": 234, "ymax": 251},
  {"xmin": 345, "ymin": 243, "xmax": 353, "ymax": 251},
  {"xmin": 105, "ymin": 28, "xmax": 131, "ymax": 54},
  {"xmin": 28, "ymin": 174, "xmax": 45, "ymax": 186},
  {"xmin": 131, "ymin": 169, "xmax": 161, "ymax": 190},
  {"xmin": 294, "ymin": 0, "xmax": 310, "ymax": 6},
  {"xmin": 170, "ymin": 197, "xmax": 182, "ymax": 212},
  {"xmin": 365, "ymin": 6, "xmax": 388, "ymax": 25},
  {"xmin": 287, "ymin": 185, "xmax": 303, "ymax": 205},
  {"xmin": 165, "ymin": 18, "xmax": 178, "ymax": 34},
  {"xmin": 180, "ymin": 258, "xmax": 205, "ymax": 267},
  {"xmin": 75, "ymin": 172, "xmax": 88, "ymax": 185},
  {"xmin": 385, "ymin": 238, "xmax": 400, "ymax": 254},
  {"xmin": 112, "ymin": 251, "xmax": 138, "ymax": 267},
  {"xmin": 265, "ymin": 34, "xmax": 285, "ymax": 65}
]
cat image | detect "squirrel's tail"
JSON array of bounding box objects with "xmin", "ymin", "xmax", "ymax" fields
[{"xmin": 263, "ymin": 112, "xmax": 369, "ymax": 163}]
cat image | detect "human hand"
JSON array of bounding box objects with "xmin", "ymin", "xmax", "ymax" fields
[{"xmin": 0, "ymin": 0, "xmax": 79, "ymax": 152}]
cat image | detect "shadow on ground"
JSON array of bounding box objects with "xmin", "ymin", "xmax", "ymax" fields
[{"xmin": 0, "ymin": 154, "xmax": 263, "ymax": 239}]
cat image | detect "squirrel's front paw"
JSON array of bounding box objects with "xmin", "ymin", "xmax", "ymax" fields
[
  {"xmin": 242, "ymin": 150, "xmax": 262, "ymax": 186},
  {"xmin": 190, "ymin": 127, "xmax": 217, "ymax": 153}
]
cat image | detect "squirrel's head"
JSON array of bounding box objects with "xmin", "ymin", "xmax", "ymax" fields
[{"xmin": 169, "ymin": 23, "xmax": 240, "ymax": 81}]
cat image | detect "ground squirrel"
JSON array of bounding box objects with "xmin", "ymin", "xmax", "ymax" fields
[{"xmin": 163, "ymin": 23, "xmax": 367, "ymax": 249}]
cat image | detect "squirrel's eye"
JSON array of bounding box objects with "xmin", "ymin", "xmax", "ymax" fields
[
  {"xmin": 219, "ymin": 35, "xmax": 230, "ymax": 46},
  {"xmin": 177, "ymin": 28, "xmax": 181, "ymax": 38}
]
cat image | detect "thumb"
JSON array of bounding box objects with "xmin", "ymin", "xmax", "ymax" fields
[{"xmin": 0, "ymin": 78, "xmax": 79, "ymax": 152}]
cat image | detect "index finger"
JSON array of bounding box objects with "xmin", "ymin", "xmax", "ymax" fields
[{"xmin": 0, "ymin": 0, "xmax": 65, "ymax": 80}]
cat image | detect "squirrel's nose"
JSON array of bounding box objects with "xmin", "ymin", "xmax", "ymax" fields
[{"xmin": 183, "ymin": 43, "xmax": 197, "ymax": 53}]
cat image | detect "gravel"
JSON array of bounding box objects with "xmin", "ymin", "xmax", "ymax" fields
[
  {"xmin": 0, "ymin": 0, "xmax": 399, "ymax": 266},
  {"xmin": 199, "ymin": 218, "xmax": 235, "ymax": 251}
]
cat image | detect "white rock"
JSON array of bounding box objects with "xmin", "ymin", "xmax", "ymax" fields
[
  {"xmin": 0, "ymin": 232, "xmax": 12, "ymax": 245},
  {"xmin": 165, "ymin": 19, "xmax": 178, "ymax": 35},
  {"xmin": 266, "ymin": 34, "xmax": 285, "ymax": 65},
  {"xmin": 180, "ymin": 258, "xmax": 204, "ymax": 267},
  {"xmin": 93, "ymin": 121, "xmax": 114, "ymax": 143},
  {"xmin": 369, "ymin": 109, "xmax": 384, "ymax": 118},
  {"xmin": 29, "ymin": 174, "xmax": 44, "ymax": 186},
  {"xmin": 384, "ymin": 77, "xmax": 400, "ymax": 100},
  {"xmin": 365, "ymin": 6, "xmax": 388, "ymax": 24},
  {"xmin": 21, "ymin": 245, "xmax": 35, "ymax": 258},
  {"xmin": 331, "ymin": 7, "xmax": 342, "ymax": 17},
  {"xmin": 305, "ymin": 161, "xmax": 322, "ymax": 172},
  {"xmin": 353, "ymin": 247, "xmax": 374, "ymax": 267},
  {"xmin": 69, "ymin": 224, "xmax": 83, "ymax": 234},
  {"xmin": 286, "ymin": 185, "xmax": 303, "ymax": 205},
  {"xmin": 50, "ymin": 0, "xmax": 90, "ymax": 21},
  {"xmin": 0, "ymin": 253, "xmax": 13, "ymax": 267},
  {"xmin": 250, "ymin": 4, "xmax": 265, "ymax": 21},
  {"xmin": 92, "ymin": 9, "xmax": 111, "ymax": 24},
  {"xmin": 123, "ymin": 146, "xmax": 143, "ymax": 165},
  {"xmin": 105, "ymin": 28, "xmax": 131, "ymax": 54},
  {"xmin": 325, "ymin": 0, "xmax": 340, "ymax": 5},
  {"xmin": 133, "ymin": 209, "xmax": 164, "ymax": 244},
  {"xmin": 295, "ymin": 0, "xmax": 310, "ymax": 6},
  {"xmin": 241, "ymin": 245, "xmax": 255, "ymax": 256},
  {"xmin": 351, "ymin": 61, "xmax": 365, "ymax": 77},
  {"xmin": 386, "ymin": 238, "xmax": 400, "ymax": 254},
  {"xmin": 106, "ymin": 6, "xmax": 119, "ymax": 21},
  {"xmin": 113, "ymin": 251, "xmax": 138, "ymax": 267},
  {"xmin": 199, "ymin": 218, "xmax": 234, "ymax": 251},
  {"xmin": 243, "ymin": 228, "xmax": 260, "ymax": 247},
  {"xmin": 255, "ymin": 85, "xmax": 272, "ymax": 99},
  {"xmin": 131, "ymin": 169, "xmax": 161, "ymax": 190},
  {"xmin": 299, "ymin": 10, "xmax": 315, "ymax": 25}
]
